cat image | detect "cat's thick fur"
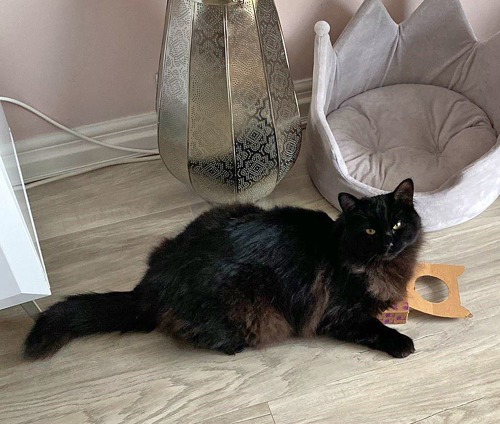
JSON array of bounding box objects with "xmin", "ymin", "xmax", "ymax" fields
[{"xmin": 24, "ymin": 179, "xmax": 423, "ymax": 359}]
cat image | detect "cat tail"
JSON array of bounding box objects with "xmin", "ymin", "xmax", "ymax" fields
[{"xmin": 24, "ymin": 290, "xmax": 154, "ymax": 359}]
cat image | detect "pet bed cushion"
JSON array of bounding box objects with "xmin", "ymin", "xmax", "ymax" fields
[{"xmin": 327, "ymin": 84, "xmax": 497, "ymax": 192}]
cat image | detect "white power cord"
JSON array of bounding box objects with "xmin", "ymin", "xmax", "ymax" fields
[
  {"xmin": 25, "ymin": 155, "xmax": 161, "ymax": 189},
  {"xmin": 0, "ymin": 97, "xmax": 159, "ymax": 155}
]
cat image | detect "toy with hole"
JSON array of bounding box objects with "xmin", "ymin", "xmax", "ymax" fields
[{"xmin": 379, "ymin": 263, "xmax": 472, "ymax": 324}]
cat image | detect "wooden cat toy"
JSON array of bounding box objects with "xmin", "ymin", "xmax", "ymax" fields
[{"xmin": 379, "ymin": 263, "xmax": 472, "ymax": 324}]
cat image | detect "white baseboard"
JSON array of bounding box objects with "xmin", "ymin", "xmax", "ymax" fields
[
  {"xmin": 17, "ymin": 78, "xmax": 312, "ymax": 183},
  {"xmin": 294, "ymin": 78, "xmax": 312, "ymax": 126},
  {"xmin": 17, "ymin": 113, "xmax": 158, "ymax": 183}
]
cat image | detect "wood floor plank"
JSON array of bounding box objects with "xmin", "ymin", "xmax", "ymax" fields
[
  {"xmin": 47, "ymin": 411, "xmax": 95, "ymax": 424},
  {"xmin": 0, "ymin": 151, "xmax": 498, "ymax": 424},
  {"xmin": 0, "ymin": 334, "xmax": 397, "ymax": 423},
  {"xmin": 27, "ymin": 160, "xmax": 201, "ymax": 241},
  {"xmin": 411, "ymin": 394, "xmax": 500, "ymax": 423},
  {"xmin": 237, "ymin": 415, "xmax": 275, "ymax": 424},
  {"xmin": 268, "ymin": 317, "xmax": 500, "ymax": 424},
  {"xmin": 199, "ymin": 403, "xmax": 272, "ymax": 424},
  {"xmin": 0, "ymin": 307, "xmax": 34, "ymax": 363}
]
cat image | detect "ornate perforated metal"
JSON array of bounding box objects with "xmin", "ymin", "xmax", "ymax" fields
[
  {"xmin": 157, "ymin": 0, "xmax": 193, "ymax": 185},
  {"xmin": 255, "ymin": 0, "xmax": 302, "ymax": 182},
  {"xmin": 157, "ymin": 0, "xmax": 301, "ymax": 202},
  {"xmin": 227, "ymin": 0, "xmax": 278, "ymax": 200},
  {"xmin": 188, "ymin": 3, "xmax": 235, "ymax": 202}
]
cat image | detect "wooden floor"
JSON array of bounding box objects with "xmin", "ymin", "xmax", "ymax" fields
[{"xmin": 0, "ymin": 149, "xmax": 499, "ymax": 424}]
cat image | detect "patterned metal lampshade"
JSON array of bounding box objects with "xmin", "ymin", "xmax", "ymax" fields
[{"xmin": 157, "ymin": 0, "xmax": 302, "ymax": 203}]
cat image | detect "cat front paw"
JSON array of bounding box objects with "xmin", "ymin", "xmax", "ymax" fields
[{"xmin": 381, "ymin": 332, "xmax": 415, "ymax": 358}]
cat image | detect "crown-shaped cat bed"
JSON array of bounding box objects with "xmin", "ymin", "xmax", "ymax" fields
[{"xmin": 307, "ymin": 0, "xmax": 500, "ymax": 231}]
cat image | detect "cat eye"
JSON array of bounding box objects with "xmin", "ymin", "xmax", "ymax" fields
[
  {"xmin": 365, "ymin": 228, "xmax": 376, "ymax": 235},
  {"xmin": 393, "ymin": 221, "xmax": 402, "ymax": 230}
]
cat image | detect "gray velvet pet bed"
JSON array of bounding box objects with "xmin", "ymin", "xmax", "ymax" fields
[{"xmin": 307, "ymin": 0, "xmax": 500, "ymax": 231}]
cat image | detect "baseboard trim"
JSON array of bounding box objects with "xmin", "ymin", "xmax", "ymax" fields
[
  {"xmin": 17, "ymin": 113, "xmax": 158, "ymax": 183},
  {"xmin": 17, "ymin": 78, "xmax": 312, "ymax": 183},
  {"xmin": 295, "ymin": 78, "xmax": 312, "ymax": 127}
]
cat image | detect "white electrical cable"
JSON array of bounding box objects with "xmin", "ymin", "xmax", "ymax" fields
[
  {"xmin": 0, "ymin": 97, "xmax": 159, "ymax": 155},
  {"xmin": 25, "ymin": 155, "xmax": 161, "ymax": 189}
]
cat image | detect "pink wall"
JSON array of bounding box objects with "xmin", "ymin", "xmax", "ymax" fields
[
  {"xmin": 0, "ymin": 0, "xmax": 166, "ymax": 141},
  {"xmin": 1, "ymin": 0, "xmax": 499, "ymax": 142},
  {"xmin": 278, "ymin": 0, "xmax": 500, "ymax": 81}
]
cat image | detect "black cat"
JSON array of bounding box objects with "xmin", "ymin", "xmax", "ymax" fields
[{"xmin": 24, "ymin": 179, "xmax": 423, "ymax": 359}]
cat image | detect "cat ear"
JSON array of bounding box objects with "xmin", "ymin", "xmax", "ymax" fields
[
  {"xmin": 393, "ymin": 179, "xmax": 414, "ymax": 205},
  {"xmin": 338, "ymin": 192, "xmax": 358, "ymax": 212}
]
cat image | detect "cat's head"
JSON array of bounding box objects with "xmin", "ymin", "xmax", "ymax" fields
[{"xmin": 338, "ymin": 179, "xmax": 422, "ymax": 265}]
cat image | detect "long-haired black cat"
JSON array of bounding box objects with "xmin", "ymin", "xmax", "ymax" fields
[{"xmin": 25, "ymin": 179, "xmax": 423, "ymax": 359}]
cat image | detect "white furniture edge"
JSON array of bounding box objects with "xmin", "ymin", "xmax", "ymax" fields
[{"xmin": 0, "ymin": 105, "xmax": 50, "ymax": 310}]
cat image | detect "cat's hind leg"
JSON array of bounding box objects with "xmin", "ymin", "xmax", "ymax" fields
[{"xmin": 158, "ymin": 310, "xmax": 247, "ymax": 355}]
